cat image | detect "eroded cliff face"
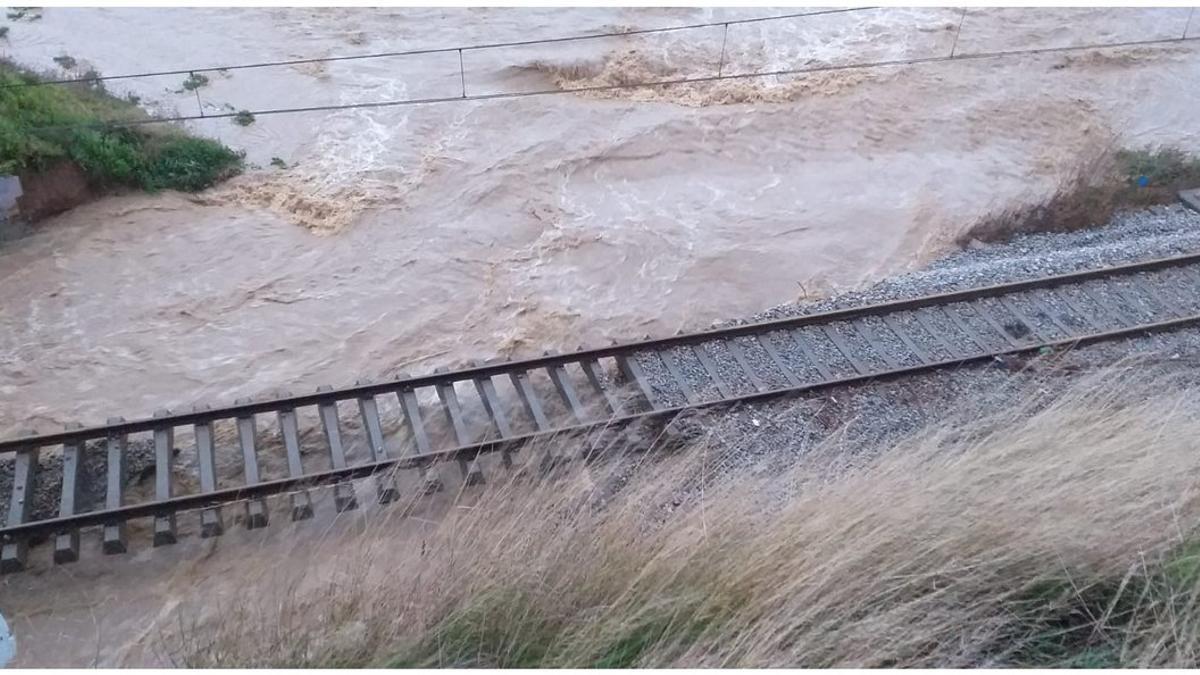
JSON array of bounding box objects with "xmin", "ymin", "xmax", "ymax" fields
[{"xmin": 13, "ymin": 162, "xmax": 96, "ymax": 222}]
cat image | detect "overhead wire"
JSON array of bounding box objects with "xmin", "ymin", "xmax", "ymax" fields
[
  {"xmin": 0, "ymin": 6, "xmax": 878, "ymax": 89},
  {"xmin": 23, "ymin": 31, "xmax": 1200, "ymax": 133}
]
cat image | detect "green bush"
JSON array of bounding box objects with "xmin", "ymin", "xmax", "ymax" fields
[
  {"xmin": 6, "ymin": 8, "xmax": 39, "ymax": 21},
  {"xmin": 69, "ymin": 127, "xmax": 143, "ymax": 184},
  {"xmin": 958, "ymin": 145, "xmax": 1200, "ymax": 246},
  {"xmin": 181, "ymin": 72, "xmax": 209, "ymax": 91},
  {"xmin": 1117, "ymin": 147, "xmax": 1200, "ymax": 189},
  {"xmin": 0, "ymin": 59, "xmax": 241, "ymax": 192},
  {"xmin": 140, "ymin": 136, "xmax": 242, "ymax": 192}
]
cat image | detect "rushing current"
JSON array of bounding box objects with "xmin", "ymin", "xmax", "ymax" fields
[{"xmin": 1, "ymin": 6, "xmax": 1199, "ymax": 439}]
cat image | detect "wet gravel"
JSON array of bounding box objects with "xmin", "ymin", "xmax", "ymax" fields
[
  {"xmin": 695, "ymin": 340, "xmax": 759, "ymax": 396},
  {"xmin": 0, "ymin": 439, "xmax": 157, "ymax": 526},
  {"xmin": 674, "ymin": 328, "xmax": 1200, "ymax": 486},
  {"xmin": 886, "ymin": 311, "xmax": 955, "ymax": 361},
  {"xmin": 636, "ymin": 203, "xmax": 1200, "ymax": 404},
  {"xmin": 735, "ymin": 335, "xmax": 793, "ymax": 390},
  {"xmin": 6, "ymin": 205, "xmax": 1200, "ymax": 535},
  {"xmin": 638, "ymin": 202, "xmax": 1200, "ymax": 474},
  {"xmin": 745, "ymin": 203, "xmax": 1200, "ymax": 320},
  {"xmin": 661, "ymin": 346, "xmax": 711, "ymax": 401},
  {"xmin": 1153, "ymin": 268, "xmax": 1200, "ymax": 313},
  {"xmin": 761, "ymin": 329, "xmax": 824, "ymax": 382}
]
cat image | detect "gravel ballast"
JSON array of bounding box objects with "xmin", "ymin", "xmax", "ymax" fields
[
  {"xmin": 4, "ymin": 204, "xmax": 1200, "ymax": 535},
  {"xmin": 661, "ymin": 202, "xmax": 1200, "ymax": 474},
  {"xmin": 750, "ymin": 203, "xmax": 1200, "ymax": 320}
]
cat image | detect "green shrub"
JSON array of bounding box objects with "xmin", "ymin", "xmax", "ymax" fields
[
  {"xmin": 68, "ymin": 127, "xmax": 143, "ymax": 184},
  {"xmin": 139, "ymin": 136, "xmax": 242, "ymax": 192},
  {"xmin": 76, "ymin": 68, "xmax": 103, "ymax": 90},
  {"xmin": 959, "ymin": 145, "xmax": 1200, "ymax": 246},
  {"xmin": 1116, "ymin": 146, "xmax": 1200, "ymax": 189},
  {"xmin": 6, "ymin": 8, "xmax": 39, "ymax": 21},
  {"xmin": 0, "ymin": 59, "xmax": 241, "ymax": 192},
  {"xmin": 182, "ymin": 72, "xmax": 209, "ymax": 91}
]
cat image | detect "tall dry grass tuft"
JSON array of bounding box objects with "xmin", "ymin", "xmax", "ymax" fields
[
  {"xmin": 956, "ymin": 144, "xmax": 1200, "ymax": 246},
  {"xmin": 165, "ymin": 368, "xmax": 1200, "ymax": 667}
]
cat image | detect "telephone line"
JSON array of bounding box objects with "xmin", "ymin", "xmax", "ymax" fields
[
  {"xmin": 25, "ymin": 32, "xmax": 1200, "ymax": 133},
  {"xmin": 0, "ymin": 7, "xmax": 877, "ymax": 89}
]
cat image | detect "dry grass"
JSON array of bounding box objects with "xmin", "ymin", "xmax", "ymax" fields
[
  {"xmin": 162, "ymin": 368, "xmax": 1200, "ymax": 667},
  {"xmin": 957, "ymin": 145, "xmax": 1200, "ymax": 246}
]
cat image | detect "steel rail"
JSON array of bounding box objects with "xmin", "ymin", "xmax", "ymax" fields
[
  {"xmin": 2, "ymin": 308, "xmax": 1198, "ymax": 542},
  {"xmin": 4, "ymin": 250, "xmax": 1200, "ymax": 453}
]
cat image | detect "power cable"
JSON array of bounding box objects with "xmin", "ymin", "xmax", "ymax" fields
[
  {"xmin": 0, "ymin": 6, "xmax": 877, "ymax": 89},
  {"xmin": 24, "ymin": 32, "xmax": 1200, "ymax": 133}
]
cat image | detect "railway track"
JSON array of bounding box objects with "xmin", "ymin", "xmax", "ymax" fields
[{"xmin": 4, "ymin": 252, "xmax": 1200, "ymax": 572}]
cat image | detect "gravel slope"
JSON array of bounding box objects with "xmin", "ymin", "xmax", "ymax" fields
[
  {"xmin": 678, "ymin": 202, "xmax": 1200, "ymax": 475},
  {"xmin": 750, "ymin": 203, "xmax": 1200, "ymax": 320}
]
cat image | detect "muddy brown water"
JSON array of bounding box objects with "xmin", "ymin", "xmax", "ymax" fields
[{"xmin": 1, "ymin": 6, "xmax": 1200, "ymax": 665}]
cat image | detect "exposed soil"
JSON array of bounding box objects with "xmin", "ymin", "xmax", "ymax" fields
[{"xmin": 15, "ymin": 161, "xmax": 95, "ymax": 222}]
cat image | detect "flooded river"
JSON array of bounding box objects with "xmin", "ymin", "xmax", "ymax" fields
[
  {"xmin": 1, "ymin": 7, "xmax": 1199, "ymax": 438},
  {"xmin": 1, "ymin": 7, "xmax": 1200, "ymax": 663}
]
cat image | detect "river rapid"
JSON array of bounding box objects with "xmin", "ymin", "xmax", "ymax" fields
[{"xmin": 1, "ymin": 7, "xmax": 1199, "ymax": 437}]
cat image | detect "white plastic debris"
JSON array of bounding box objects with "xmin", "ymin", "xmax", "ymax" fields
[{"xmin": 0, "ymin": 609, "xmax": 14, "ymax": 667}]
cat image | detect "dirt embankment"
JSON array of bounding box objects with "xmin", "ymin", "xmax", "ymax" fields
[{"xmin": 14, "ymin": 161, "xmax": 96, "ymax": 222}]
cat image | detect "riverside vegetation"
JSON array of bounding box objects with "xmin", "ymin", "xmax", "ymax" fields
[
  {"xmin": 0, "ymin": 59, "xmax": 241, "ymax": 194},
  {"xmin": 959, "ymin": 144, "xmax": 1200, "ymax": 245}
]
